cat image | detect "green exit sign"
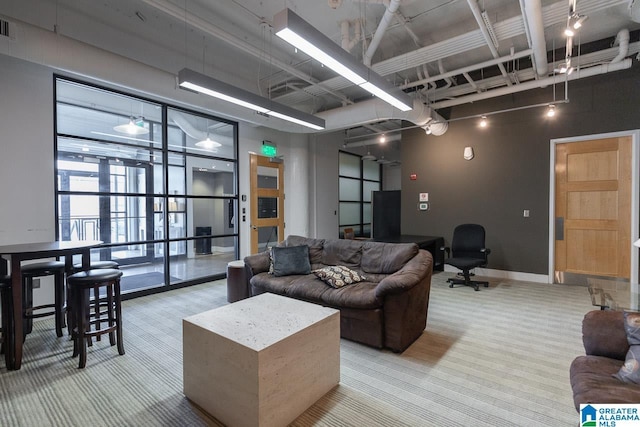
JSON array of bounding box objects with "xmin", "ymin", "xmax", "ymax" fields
[{"xmin": 261, "ymin": 141, "xmax": 277, "ymax": 157}]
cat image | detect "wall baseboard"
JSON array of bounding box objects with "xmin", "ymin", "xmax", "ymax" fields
[{"xmin": 443, "ymin": 265, "xmax": 549, "ymax": 283}]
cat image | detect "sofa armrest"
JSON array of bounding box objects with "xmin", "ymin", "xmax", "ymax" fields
[
  {"xmin": 582, "ymin": 310, "xmax": 628, "ymax": 360},
  {"xmin": 375, "ymin": 250, "xmax": 433, "ymax": 298},
  {"xmin": 243, "ymin": 251, "xmax": 270, "ymax": 277}
]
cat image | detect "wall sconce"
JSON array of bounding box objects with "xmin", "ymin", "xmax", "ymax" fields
[
  {"xmin": 464, "ymin": 147, "xmax": 474, "ymax": 160},
  {"xmin": 479, "ymin": 116, "xmax": 487, "ymax": 128}
]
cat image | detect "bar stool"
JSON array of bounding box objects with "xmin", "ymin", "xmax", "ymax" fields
[
  {"xmin": 22, "ymin": 260, "xmax": 66, "ymax": 338},
  {"xmin": 67, "ymin": 268, "xmax": 124, "ymax": 369},
  {"xmin": 69, "ymin": 260, "xmax": 120, "ymax": 338}
]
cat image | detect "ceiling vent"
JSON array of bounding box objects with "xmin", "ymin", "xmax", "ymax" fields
[{"xmin": 0, "ymin": 18, "xmax": 11, "ymax": 39}]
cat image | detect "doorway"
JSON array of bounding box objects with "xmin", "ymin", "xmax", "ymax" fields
[
  {"xmin": 549, "ymin": 131, "xmax": 639, "ymax": 288},
  {"xmin": 249, "ymin": 153, "xmax": 285, "ymax": 254},
  {"xmin": 58, "ymin": 155, "xmax": 155, "ymax": 266}
]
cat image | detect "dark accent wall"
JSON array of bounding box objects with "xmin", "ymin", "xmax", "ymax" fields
[{"xmin": 402, "ymin": 63, "xmax": 640, "ymax": 274}]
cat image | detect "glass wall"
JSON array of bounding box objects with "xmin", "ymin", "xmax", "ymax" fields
[
  {"xmin": 338, "ymin": 151, "xmax": 381, "ymax": 238},
  {"xmin": 55, "ymin": 78, "xmax": 238, "ymax": 294}
]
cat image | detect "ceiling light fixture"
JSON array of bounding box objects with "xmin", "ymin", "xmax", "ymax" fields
[
  {"xmin": 113, "ymin": 117, "xmax": 149, "ymax": 135},
  {"xmin": 479, "ymin": 116, "xmax": 488, "ymax": 128},
  {"xmin": 195, "ymin": 135, "xmax": 222, "ymax": 151},
  {"xmin": 274, "ymin": 8, "xmax": 413, "ymax": 112},
  {"xmin": 178, "ymin": 68, "xmax": 325, "ymax": 130},
  {"xmin": 546, "ymin": 105, "xmax": 556, "ymax": 117}
]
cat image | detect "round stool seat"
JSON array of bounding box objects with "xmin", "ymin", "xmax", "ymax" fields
[
  {"xmin": 73, "ymin": 260, "xmax": 119, "ymax": 271},
  {"xmin": 22, "ymin": 260, "xmax": 66, "ymax": 276},
  {"xmin": 68, "ymin": 268, "xmax": 123, "ymax": 286}
]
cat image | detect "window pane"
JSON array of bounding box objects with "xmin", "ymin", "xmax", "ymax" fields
[
  {"xmin": 190, "ymin": 159, "xmax": 236, "ymax": 196},
  {"xmin": 363, "ymin": 159, "xmax": 380, "ymax": 180},
  {"xmin": 363, "ymin": 203, "xmax": 372, "ymax": 223},
  {"xmin": 363, "ymin": 181, "xmax": 380, "ymax": 202},
  {"xmin": 339, "ymin": 202, "xmax": 360, "ymax": 225},
  {"xmin": 257, "ymin": 166, "xmax": 279, "ymax": 189},
  {"xmin": 339, "ymin": 177, "xmax": 361, "ymax": 201},
  {"xmin": 56, "ymin": 80, "xmax": 162, "ymax": 148},
  {"xmin": 191, "ymin": 198, "xmax": 237, "ymax": 237},
  {"xmin": 339, "ymin": 152, "xmax": 360, "ymax": 178},
  {"xmin": 56, "ymin": 78, "xmax": 239, "ymax": 294},
  {"xmin": 167, "ymin": 108, "xmax": 236, "ymax": 160}
]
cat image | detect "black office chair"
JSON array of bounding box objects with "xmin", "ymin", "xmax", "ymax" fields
[{"xmin": 444, "ymin": 224, "xmax": 491, "ymax": 291}]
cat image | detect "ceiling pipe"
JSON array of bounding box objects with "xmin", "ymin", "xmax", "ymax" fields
[
  {"xmin": 429, "ymin": 57, "xmax": 632, "ymax": 109},
  {"xmin": 466, "ymin": 0, "xmax": 513, "ymax": 86},
  {"xmin": 363, "ymin": 0, "xmax": 401, "ymax": 67},
  {"xmin": 316, "ymin": 97, "xmax": 447, "ymax": 134},
  {"xmin": 611, "ymin": 28, "xmax": 630, "ymax": 63},
  {"xmin": 343, "ymin": 133, "xmax": 401, "ymax": 147},
  {"xmin": 341, "ymin": 20, "xmax": 361, "ymax": 52},
  {"xmin": 401, "ymin": 49, "xmax": 533, "ymax": 90},
  {"xmin": 522, "ymin": 0, "xmax": 549, "ymax": 78},
  {"xmin": 138, "ymin": 0, "xmax": 351, "ymax": 106}
]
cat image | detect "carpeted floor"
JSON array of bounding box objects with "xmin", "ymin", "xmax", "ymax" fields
[{"xmin": 0, "ymin": 272, "xmax": 595, "ymax": 426}]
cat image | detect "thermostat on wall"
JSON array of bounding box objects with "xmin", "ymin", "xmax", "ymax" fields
[{"xmin": 419, "ymin": 202, "xmax": 429, "ymax": 211}]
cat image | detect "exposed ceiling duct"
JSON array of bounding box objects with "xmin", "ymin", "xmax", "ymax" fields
[{"xmin": 0, "ymin": 0, "xmax": 637, "ymax": 139}]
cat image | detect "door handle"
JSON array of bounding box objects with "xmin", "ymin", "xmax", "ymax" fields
[{"xmin": 555, "ymin": 217, "xmax": 564, "ymax": 241}]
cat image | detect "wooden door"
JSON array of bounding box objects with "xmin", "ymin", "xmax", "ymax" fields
[
  {"xmin": 249, "ymin": 153, "xmax": 285, "ymax": 254},
  {"xmin": 554, "ymin": 137, "xmax": 632, "ymax": 282}
]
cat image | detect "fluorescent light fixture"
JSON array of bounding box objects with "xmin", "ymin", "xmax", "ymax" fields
[
  {"xmin": 114, "ymin": 117, "xmax": 149, "ymax": 135},
  {"xmin": 274, "ymin": 8, "xmax": 413, "ymax": 112},
  {"xmin": 178, "ymin": 68, "xmax": 325, "ymax": 130}
]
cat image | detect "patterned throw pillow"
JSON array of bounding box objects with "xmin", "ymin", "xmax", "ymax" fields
[
  {"xmin": 614, "ymin": 311, "xmax": 640, "ymax": 384},
  {"xmin": 313, "ymin": 265, "xmax": 365, "ymax": 288}
]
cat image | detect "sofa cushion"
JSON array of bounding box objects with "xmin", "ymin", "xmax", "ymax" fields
[
  {"xmin": 313, "ymin": 265, "xmax": 366, "ymax": 288},
  {"xmin": 320, "ymin": 281, "xmax": 382, "ymax": 309},
  {"xmin": 284, "ymin": 235, "xmax": 325, "ymax": 265},
  {"xmin": 321, "ymin": 239, "xmax": 363, "ymax": 268},
  {"xmin": 271, "ymin": 245, "xmax": 311, "ymax": 276},
  {"xmin": 570, "ymin": 355, "xmax": 640, "ymax": 409},
  {"xmin": 250, "ymin": 272, "xmax": 306, "ymax": 295},
  {"xmin": 361, "ymin": 242, "xmax": 418, "ymax": 274}
]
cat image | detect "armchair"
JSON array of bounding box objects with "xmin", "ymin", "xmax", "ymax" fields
[{"xmin": 444, "ymin": 224, "xmax": 490, "ymax": 291}]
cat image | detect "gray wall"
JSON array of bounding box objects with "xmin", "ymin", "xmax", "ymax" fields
[{"xmin": 402, "ymin": 64, "xmax": 640, "ymax": 274}]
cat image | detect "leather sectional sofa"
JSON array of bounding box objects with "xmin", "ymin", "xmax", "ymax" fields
[
  {"xmin": 570, "ymin": 310, "xmax": 640, "ymax": 409},
  {"xmin": 243, "ymin": 235, "xmax": 433, "ymax": 352}
]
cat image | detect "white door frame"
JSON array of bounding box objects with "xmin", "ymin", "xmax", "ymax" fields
[{"xmin": 548, "ymin": 130, "xmax": 640, "ymax": 288}]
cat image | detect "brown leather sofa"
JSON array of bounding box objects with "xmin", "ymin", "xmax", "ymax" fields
[
  {"xmin": 243, "ymin": 235, "xmax": 433, "ymax": 353},
  {"xmin": 570, "ymin": 310, "xmax": 640, "ymax": 409}
]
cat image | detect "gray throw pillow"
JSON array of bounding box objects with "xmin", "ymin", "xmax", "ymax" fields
[{"xmin": 271, "ymin": 245, "xmax": 311, "ymax": 277}]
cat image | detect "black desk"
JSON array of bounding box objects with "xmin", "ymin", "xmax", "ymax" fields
[
  {"xmin": 0, "ymin": 240, "xmax": 102, "ymax": 370},
  {"xmin": 372, "ymin": 235, "xmax": 444, "ymax": 271}
]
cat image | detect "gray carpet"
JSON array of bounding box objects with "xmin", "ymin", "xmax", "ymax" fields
[{"xmin": 0, "ymin": 272, "xmax": 595, "ymax": 426}]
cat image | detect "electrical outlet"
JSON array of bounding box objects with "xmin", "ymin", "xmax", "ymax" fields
[{"xmin": 523, "ymin": 209, "xmax": 530, "ymax": 218}]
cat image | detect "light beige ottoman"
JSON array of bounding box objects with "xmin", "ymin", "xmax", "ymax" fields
[{"xmin": 183, "ymin": 293, "xmax": 340, "ymax": 427}]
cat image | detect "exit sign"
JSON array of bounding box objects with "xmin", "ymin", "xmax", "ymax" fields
[{"xmin": 262, "ymin": 141, "xmax": 277, "ymax": 157}]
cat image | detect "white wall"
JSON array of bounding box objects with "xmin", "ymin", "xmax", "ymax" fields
[{"xmin": 237, "ymin": 126, "xmax": 310, "ymax": 258}]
